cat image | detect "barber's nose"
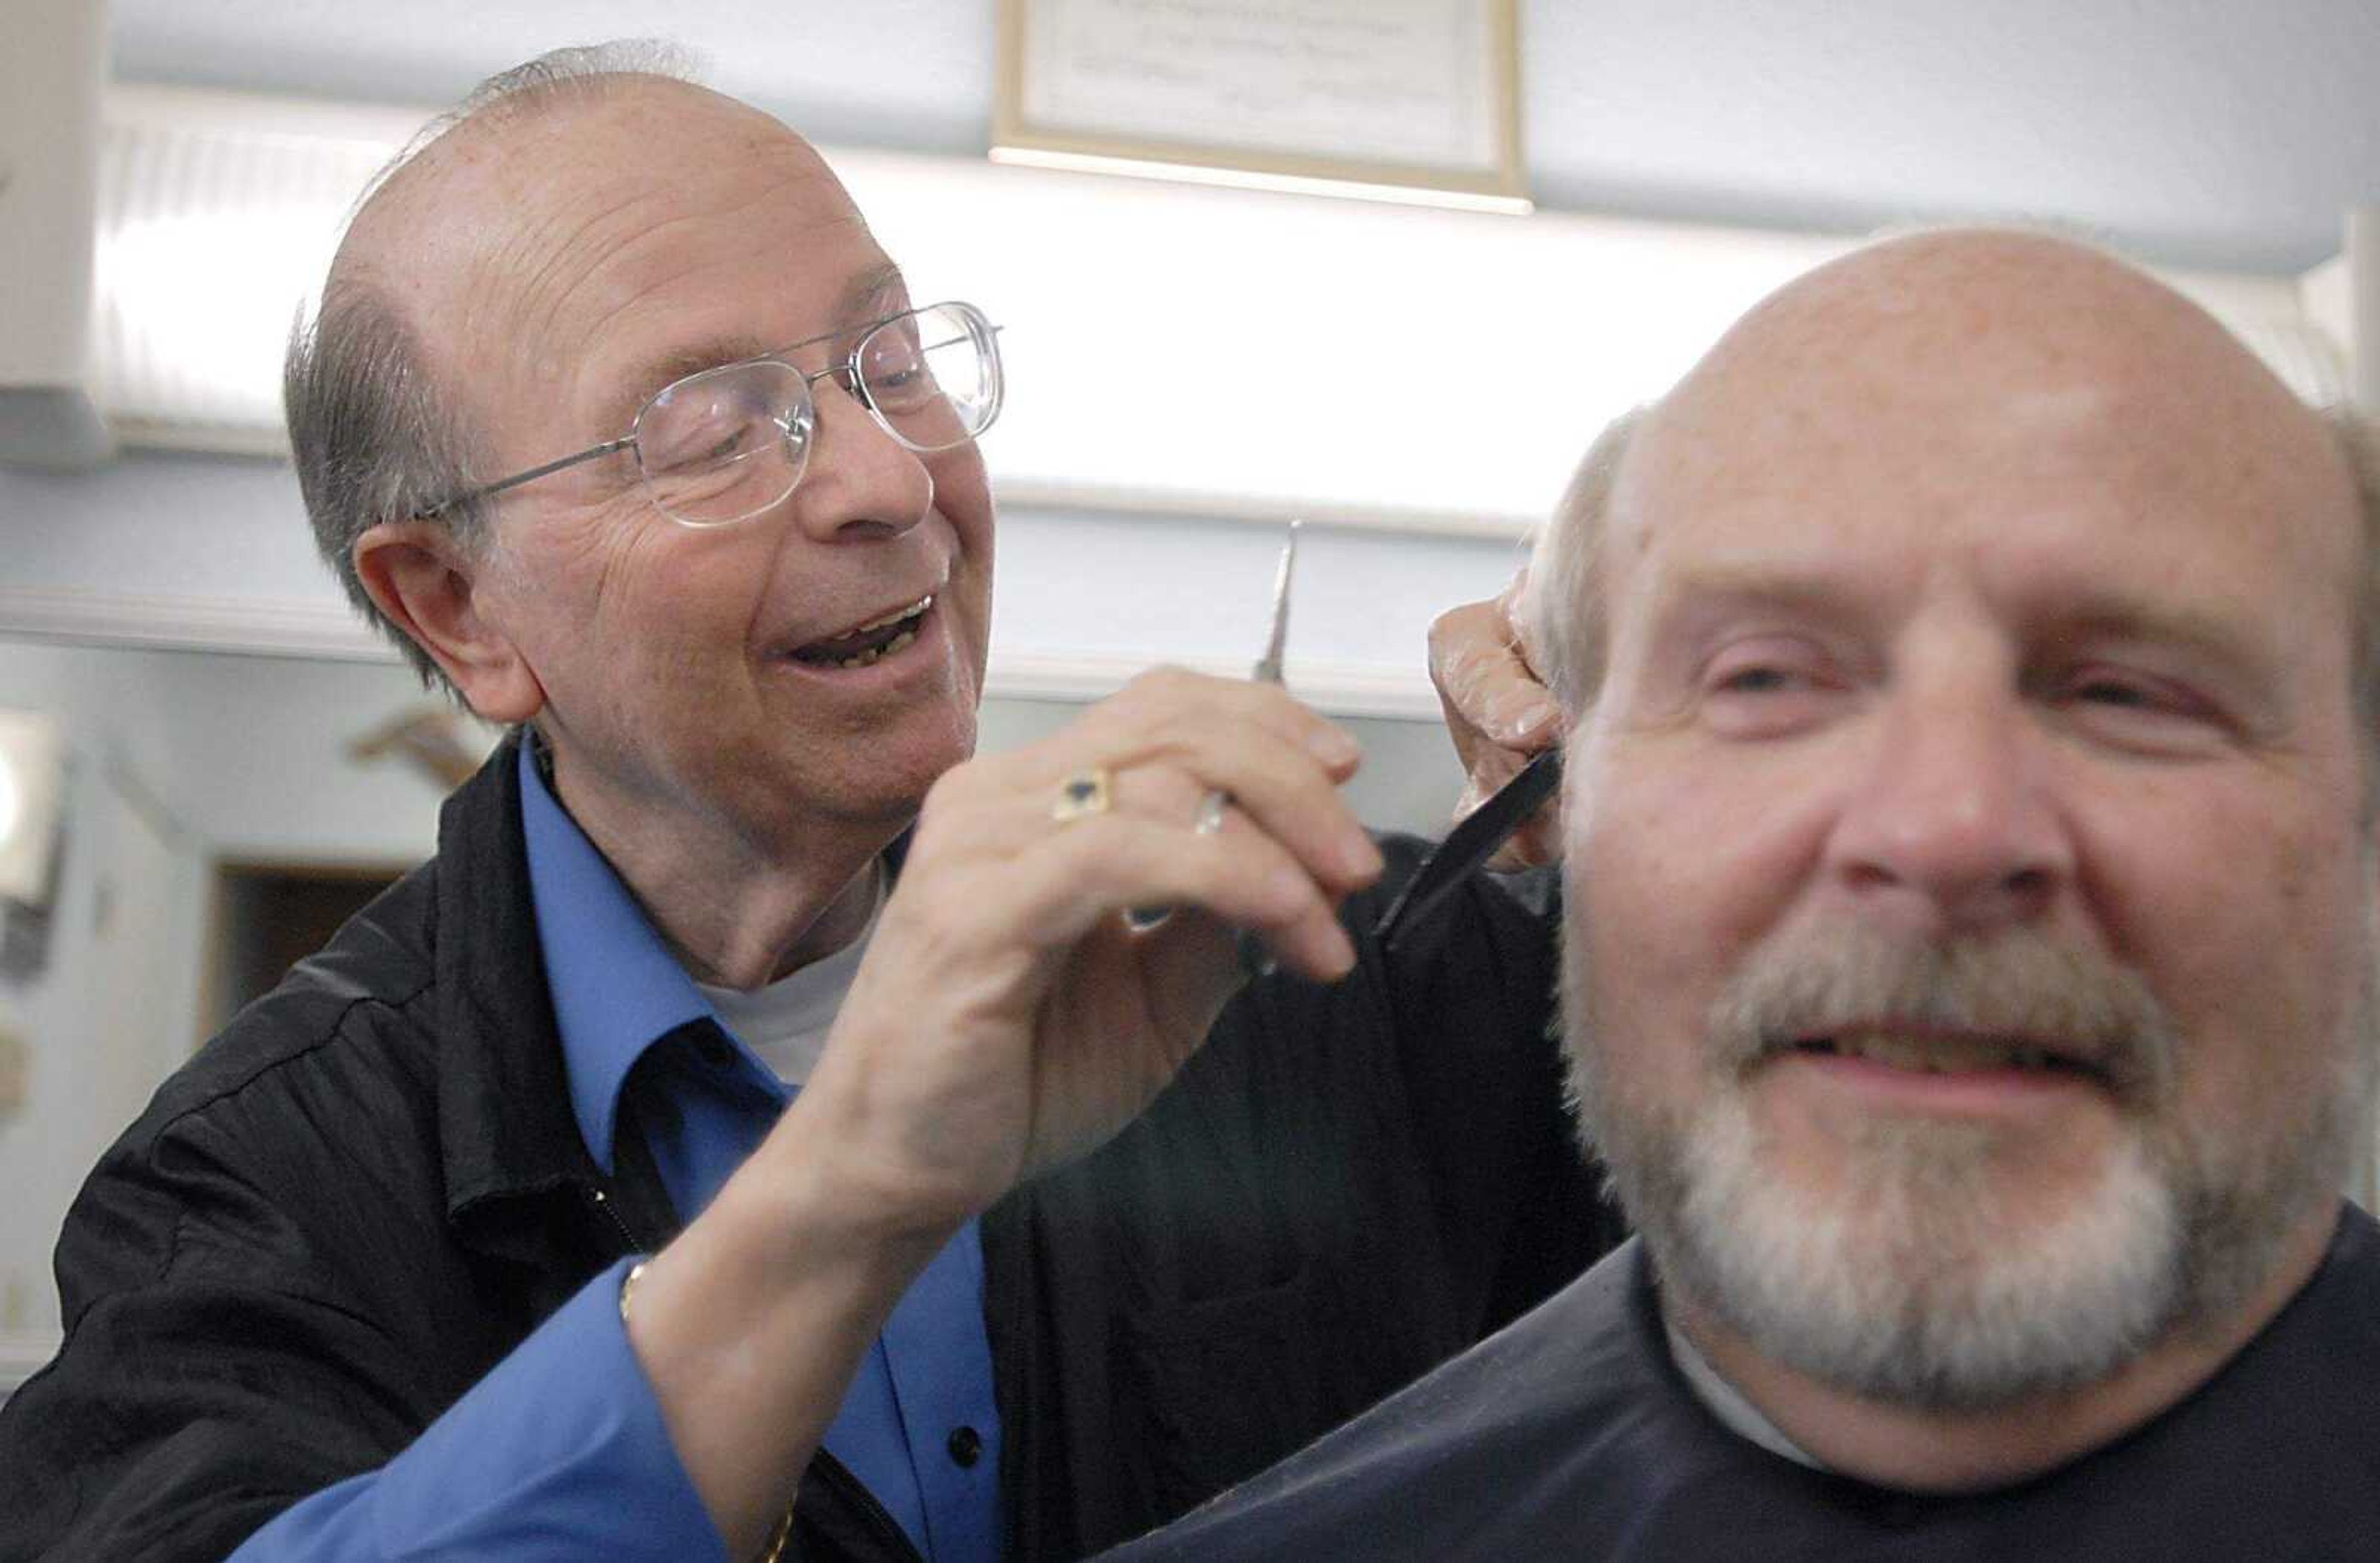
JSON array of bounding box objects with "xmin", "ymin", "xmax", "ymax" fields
[
  {"xmin": 1822, "ymin": 680, "xmax": 2071, "ymax": 936},
  {"xmin": 786, "ymin": 376, "xmax": 935, "ymax": 542}
]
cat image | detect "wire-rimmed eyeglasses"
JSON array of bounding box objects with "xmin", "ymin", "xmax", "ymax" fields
[{"xmin": 424, "ymin": 301, "xmax": 1003, "ymax": 528}]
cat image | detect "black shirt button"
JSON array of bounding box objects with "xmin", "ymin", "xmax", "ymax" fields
[{"xmin": 946, "ymin": 1425, "xmax": 982, "ymax": 1468}]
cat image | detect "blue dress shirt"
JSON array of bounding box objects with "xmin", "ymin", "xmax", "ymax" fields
[{"xmin": 231, "ymin": 745, "xmax": 1003, "ymax": 1561}]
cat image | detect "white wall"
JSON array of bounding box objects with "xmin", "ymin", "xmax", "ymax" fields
[
  {"xmin": 0, "ymin": 643, "xmax": 207, "ymax": 1342},
  {"xmin": 0, "ymin": 449, "xmax": 1531, "ymax": 715}
]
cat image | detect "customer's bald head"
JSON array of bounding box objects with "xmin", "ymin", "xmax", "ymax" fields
[{"xmin": 1524, "ymin": 231, "xmax": 2369, "ymax": 727}]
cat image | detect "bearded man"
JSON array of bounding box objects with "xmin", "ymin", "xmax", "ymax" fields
[{"xmin": 1097, "ymin": 228, "xmax": 2380, "ymax": 1559}]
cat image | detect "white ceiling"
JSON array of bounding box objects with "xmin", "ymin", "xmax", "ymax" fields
[{"xmin": 108, "ymin": 0, "xmax": 2380, "ymax": 276}]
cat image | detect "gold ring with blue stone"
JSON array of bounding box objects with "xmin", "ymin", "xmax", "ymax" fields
[{"xmin": 1052, "ymin": 767, "xmax": 1114, "ymax": 823}]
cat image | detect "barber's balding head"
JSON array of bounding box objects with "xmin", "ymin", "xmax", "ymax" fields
[
  {"xmin": 1541, "ymin": 229, "xmax": 2379, "ymax": 1488},
  {"xmin": 289, "ymin": 45, "xmax": 997, "ymax": 883}
]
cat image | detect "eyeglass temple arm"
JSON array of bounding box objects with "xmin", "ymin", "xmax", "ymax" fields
[{"xmin": 423, "ymin": 438, "xmax": 635, "ymax": 517}]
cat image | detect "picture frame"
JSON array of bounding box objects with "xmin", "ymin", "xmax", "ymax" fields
[{"xmin": 993, "ymin": 0, "xmax": 1528, "ymax": 212}]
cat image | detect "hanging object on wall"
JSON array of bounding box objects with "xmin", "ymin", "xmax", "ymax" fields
[
  {"xmin": 0, "ymin": 711, "xmax": 68, "ymax": 982},
  {"xmin": 0, "ymin": 711, "xmax": 67, "ymax": 909},
  {"xmin": 994, "ymin": 0, "xmax": 1528, "ymax": 213},
  {"xmin": 346, "ymin": 707, "xmax": 492, "ymax": 793}
]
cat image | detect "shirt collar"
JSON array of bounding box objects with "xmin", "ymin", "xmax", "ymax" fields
[{"xmin": 519, "ymin": 739, "xmax": 722, "ymax": 1172}]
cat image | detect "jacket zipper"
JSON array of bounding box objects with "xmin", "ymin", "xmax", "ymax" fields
[
  {"xmin": 584, "ymin": 1184, "xmax": 645, "ymax": 1254},
  {"xmin": 581, "ymin": 1183, "xmax": 927, "ymax": 1562}
]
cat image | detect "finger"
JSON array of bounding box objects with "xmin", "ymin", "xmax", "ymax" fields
[
  {"xmin": 1439, "ymin": 607, "xmax": 1562, "ymax": 752},
  {"xmin": 1128, "ymin": 905, "xmax": 1255, "ymax": 1048},
  {"xmin": 1119, "ymin": 741, "xmax": 1380, "ymax": 897},
  {"xmin": 1013, "ymin": 695, "xmax": 1382, "ymax": 897},
  {"xmin": 1011, "ymin": 812, "xmax": 1357, "ymax": 982},
  {"xmin": 1096, "ymin": 666, "xmax": 1365, "ymax": 783},
  {"xmin": 946, "ymin": 737, "xmax": 1373, "ymax": 903}
]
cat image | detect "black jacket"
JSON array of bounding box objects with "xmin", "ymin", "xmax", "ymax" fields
[{"xmin": 0, "ymin": 741, "xmax": 1619, "ymax": 1562}]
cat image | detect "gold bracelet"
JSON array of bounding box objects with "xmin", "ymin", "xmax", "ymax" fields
[
  {"xmin": 621, "ymin": 1261, "xmax": 798, "ymax": 1563},
  {"xmin": 756, "ymin": 1503, "xmax": 796, "ymax": 1563}
]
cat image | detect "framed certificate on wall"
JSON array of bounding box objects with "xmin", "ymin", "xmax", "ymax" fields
[{"xmin": 994, "ymin": 0, "xmax": 1528, "ymax": 211}]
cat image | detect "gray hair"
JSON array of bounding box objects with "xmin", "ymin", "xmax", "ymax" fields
[
  {"xmin": 282, "ymin": 40, "xmax": 700, "ymax": 687},
  {"xmin": 1514, "ymin": 405, "xmax": 1642, "ymax": 715},
  {"xmin": 1520, "ymin": 402, "xmax": 2380, "ymax": 760}
]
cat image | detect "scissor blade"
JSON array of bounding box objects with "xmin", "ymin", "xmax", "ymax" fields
[{"xmin": 1252, "ymin": 519, "xmax": 1300, "ymax": 684}]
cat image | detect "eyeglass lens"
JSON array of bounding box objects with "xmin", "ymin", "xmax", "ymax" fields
[{"xmin": 632, "ymin": 302, "xmax": 1000, "ymax": 527}]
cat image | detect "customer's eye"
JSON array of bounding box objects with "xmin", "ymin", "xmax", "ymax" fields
[
  {"xmin": 2065, "ymin": 670, "xmax": 2186, "ymax": 714},
  {"xmin": 1697, "ymin": 640, "xmax": 1841, "ymax": 736},
  {"xmin": 1714, "ymin": 664, "xmax": 1804, "ymax": 695}
]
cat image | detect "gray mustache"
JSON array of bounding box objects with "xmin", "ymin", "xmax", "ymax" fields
[{"xmin": 1709, "ymin": 924, "xmax": 2180, "ymax": 1107}]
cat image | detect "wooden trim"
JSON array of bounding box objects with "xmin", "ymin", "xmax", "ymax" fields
[{"xmin": 992, "ymin": 0, "xmax": 1526, "ymax": 208}]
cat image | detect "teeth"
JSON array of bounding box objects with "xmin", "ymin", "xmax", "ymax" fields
[
  {"xmin": 852, "ymin": 595, "xmax": 932, "ymax": 634},
  {"xmin": 830, "ymin": 628, "xmax": 920, "ymax": 671},
  {"xmin": 1830, "ymin": 1031, "xmax": 2060, "ymax": 1074}
]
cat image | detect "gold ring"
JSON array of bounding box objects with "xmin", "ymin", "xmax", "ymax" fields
[{"xmin": 1052, "ymin": 767, "xmax": 1114, "ymax": 824}]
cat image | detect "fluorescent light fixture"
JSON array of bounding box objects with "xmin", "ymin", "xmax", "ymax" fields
[{"xmin": 81, "ymin": 87, "xmax": 2335, "ymax": 537}]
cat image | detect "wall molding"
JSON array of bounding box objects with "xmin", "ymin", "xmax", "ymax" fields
[
  {"xmin": 0, "ymin": 587, "xmax": 1445, "ymax": 720},
  {"xmin": 0, "ymin": 586, "xmax": 390, "ymax": 662}
]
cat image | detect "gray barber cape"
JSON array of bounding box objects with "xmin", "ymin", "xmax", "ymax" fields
[{"xmin": 1098, "ymin": 1202, "xmax": 2380, "ymax": 1561}]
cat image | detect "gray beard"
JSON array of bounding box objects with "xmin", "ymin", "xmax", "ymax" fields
[{"xmin": 1561, "ymin": 917, "xmax": 2374, "ymax": 1414}]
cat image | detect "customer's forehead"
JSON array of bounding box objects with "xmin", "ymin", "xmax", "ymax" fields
[{"xmin": 1606, "ymin": 254, "xmax": 2354, "ymax": 606}]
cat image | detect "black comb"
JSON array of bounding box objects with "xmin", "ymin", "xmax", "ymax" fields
[{"xmin": 1373, "ymin": 748, "xmax": 1562, "ymax": 951}]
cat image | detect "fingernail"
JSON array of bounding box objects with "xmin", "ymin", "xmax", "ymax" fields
[
  {"xmin": 1322, "ymin": 923, "xmax": 1357, "ymax": 979},
  {"xmin": 1345, "ymin": 832, "xmax": 1384, "ymax": 879},
  {"xmin": 1504, "ymin": 697, "xmax": 1560, "ymax": 744}
]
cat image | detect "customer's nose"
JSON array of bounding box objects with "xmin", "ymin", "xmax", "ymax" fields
[{"xmin": 1820, "ymin": 672, "xmax": 2071, "ymax": 938}]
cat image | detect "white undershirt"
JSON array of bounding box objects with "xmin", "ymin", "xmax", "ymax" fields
[
  {"xmin": 695, "ymin": 866, "xmax": 883, "ymax": 1088},
  {"xmin": 1664, "ymin": 1316, "xmax": 1825, "ymax": 1469}
]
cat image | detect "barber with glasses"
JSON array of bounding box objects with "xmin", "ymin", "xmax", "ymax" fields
[{"xmin": 0, "ymin": 46, "xmax": 1613, "ymax": 1563}]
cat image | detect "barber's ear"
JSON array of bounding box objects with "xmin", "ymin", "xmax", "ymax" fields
[{"xmin": 353, "ymin": 521, "xmax": 545, "ymax": 724}]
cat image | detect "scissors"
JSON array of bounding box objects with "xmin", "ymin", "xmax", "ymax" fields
[
  {"xmin": 1195, "ymin": 519, "xmax": 1300, "ymax": 834},
  {"xmin": 1130, "ymin": 521, "xmax": 1300, "ymax": 932}
]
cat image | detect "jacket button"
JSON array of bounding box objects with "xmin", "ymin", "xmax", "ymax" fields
[{"xmin": 946, "ymin": 1425, "xmax": 982, "ymax": 1468}]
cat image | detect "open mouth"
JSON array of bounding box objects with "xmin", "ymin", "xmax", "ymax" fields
[
  {"xmin": 1786, "ymin": 1030, "xmax": 2107, "ymax": 1085},
  {"xmin": 787, "ymin": 594, "xmax": 933, "ymax": 669}
]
